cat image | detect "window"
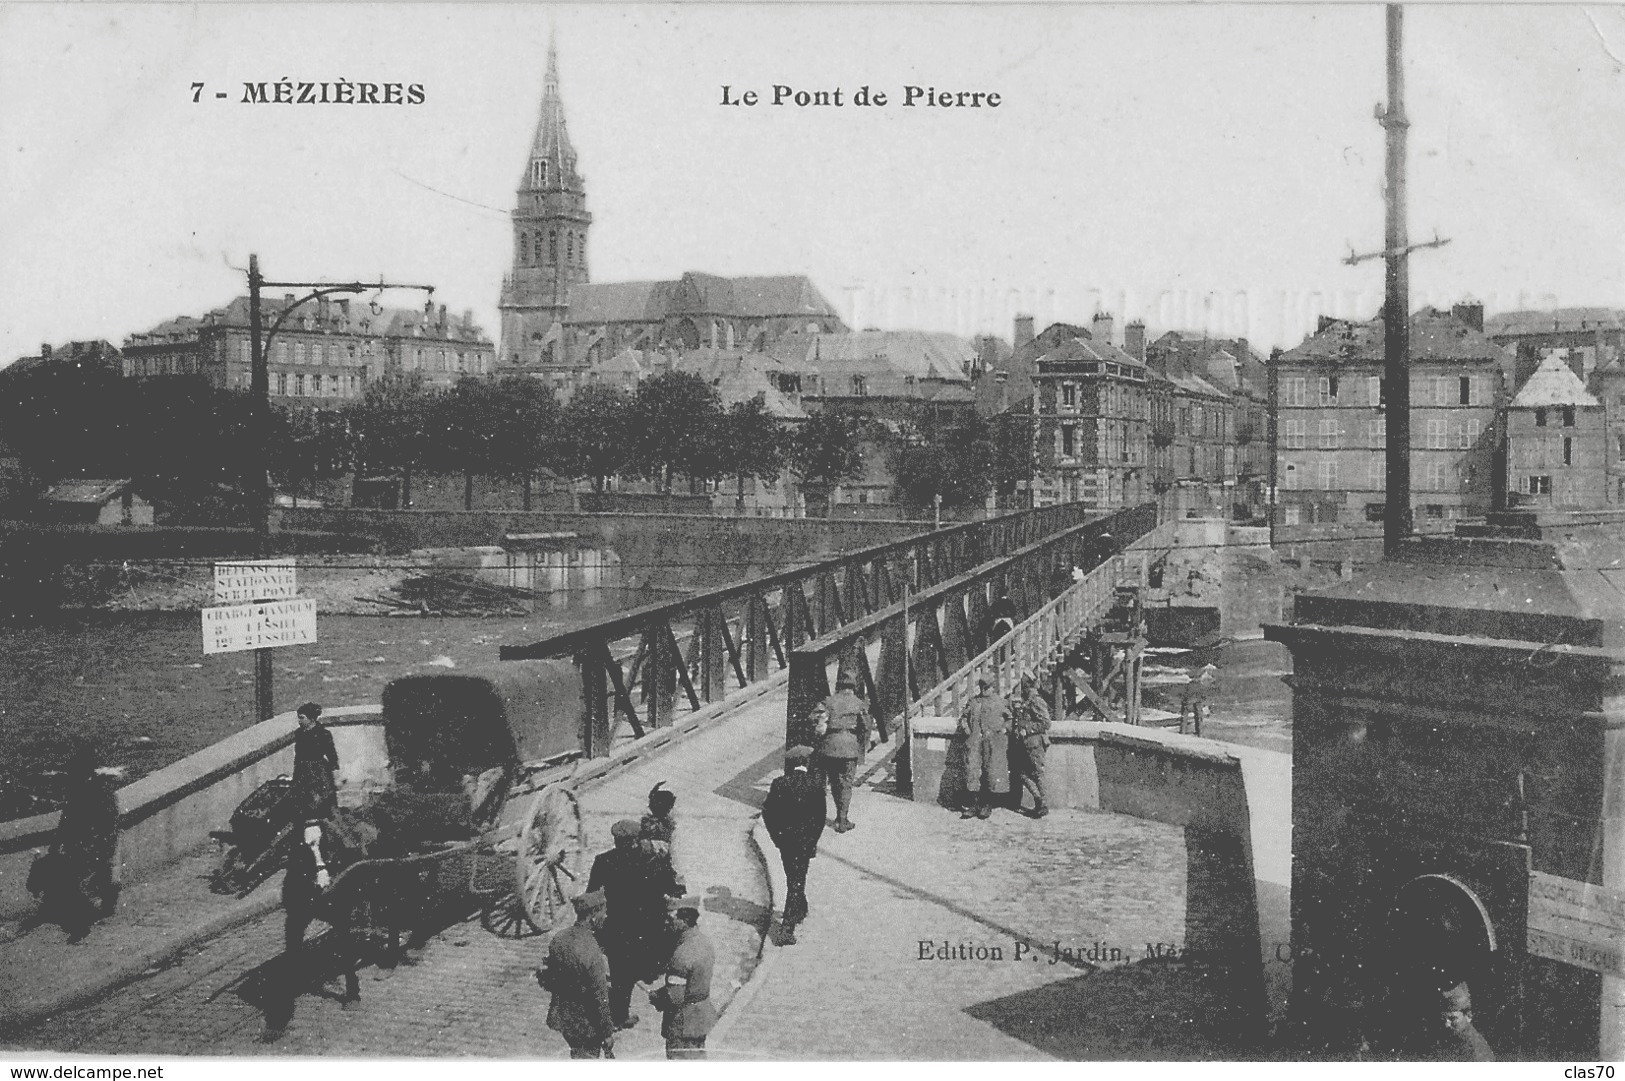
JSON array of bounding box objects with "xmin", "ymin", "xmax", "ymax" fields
[
  {"xmin": 1425, "ymin": 504, "xmax": 1446, "ymax": 519},
  {"xmin": 1283, "ymin": 377, "xmax": 1306, "ymax": 406},
  {"xmin": 294, "ymin": 373, "xmax": 306, "ymax": 397},
  {"xmin": 1062, "ymin": 383, "xmax": 1076, "ymax": 408},
  {"xmin": 1536, "ymin": 408, "xmax": 1548, "ymax": 427},
  {"xmin": 1528, "ymin": 475, "xmax": 1552, "ymax": 495},
  {"xmin": 1563, "ymin": 406, "xmax": 1576, "ymax": 427},
  {"xmin": 567, "ymin": 233, "xmax": 574, "ymax": 264},
  {"xmin": 1369, "ymin": 454, "xmax": 1384, "ymax": 489},
  {"xmin": 1283, "ymin": 418, "xmax": 1307, "ymax": 449},
  {"xmin": 1427, "ymin": 461, "xmax": 1446, "ymax": 490},
  {"xmin": 1319, "ymin": 419, "xmax": 1340, "ymax": 449},
  {"xmin": 549, "ymin": 231, "xmax": 558, "ymax": 264},
  {"xmin": 1283, "ymin": 462, "xmax": 1298, "ymax": 490},
  {"xmin": 1061, "ymin": 424, "xmax": 1076, "ymax": 457},
  {"xmin": 1369, "ymin": 417, "xmax": 1387, "ymax": 447},
  {"xmin": 1434, "ymin": 375, "xmax": 1450, "ymax": 406},
  {"xmin": 1283, "ymin": 504, "xmax": 1301, "ymax": 526},
  {"xmin": 1462, "ymin": 419, "xmax": 1479, "ymax": 448},
  {"xmin": 1459, "ymin": 376, "xmax": 1473, "ymax": 405},
  {"xmin": 275, "ymin": 372, "xmax": 287, "ymax": 396},
  {"xmin": 1564, "ymin": 437, "xmax": 1573, "ymax": 465},
  {"xmin": 851, "ymin": 374, "xmax": 867, "ymax": 396},
  {"xmin": 520, "ymin": 234, "xmax": 530, "ymax": 263},
  {"xmin": 1368, "ymin": 376, "xmax": 1381, "ymax": 407},
  {"xmin": 1318, "ymin": 460, "xmax": 1338, "ymax": 490},
  {"xmin": 1365, "ymin": 503, "xmax": 1386, "ymax": 522},
  {"xmin": 1318, "ymin": 376, "xmax": 1339, "ymax": 404},
  {"xmin": 1427, "ymin": 418, "xmax": 1448, "ymax": 449},
  {"xmin": 1618, "ymin": 434, "xmax": 1625, "ymax": 462}
]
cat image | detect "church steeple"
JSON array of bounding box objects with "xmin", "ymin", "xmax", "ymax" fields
[{"xmin": 498, "ymin": 32, "xmax": 592, "ymax": 374}]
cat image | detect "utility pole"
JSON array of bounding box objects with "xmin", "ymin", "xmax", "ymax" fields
[
  {"xmin": 1344, "ymin": 6, "xmax": 1448, "ymax": 557},
  {"xmin": 245, "ymin": 254, "xmax": 434, "ymax": 721}
]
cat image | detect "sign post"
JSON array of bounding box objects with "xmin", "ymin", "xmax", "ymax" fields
[{"xmin": 203, "ymin": 558, "xmax": 316, "ymax": 718}]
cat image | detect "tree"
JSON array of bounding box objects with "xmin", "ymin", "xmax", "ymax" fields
[
  {"xmin": 990, "ymin": 408, "xmax": 1037, "ymax": 510},
  {"xmin": 628, "ymin": 371, "xmax": 725, "ymax": 493},
  {"xmin": 891, "ymin": 415, "xmax": 995, "ymax": 518},
  {"xmin": 268, "ymin": 407, "xmax": 349, "ymax": 507},
  {"xmin": 485, "ymin": 375, "xmax": 562, "ymax": 510},
  {"xmin": 343, "ymin": 372, "xmax": 438, "ymax": 507},
  {"xmin": 558, "ymin": 383, "xmax": 632, "ymax": 493},
  {"xmin": 716, "ymin": 397, "xmax": 792, "ymax": 511},
  {"xmin": 433, "ymin": 377, "xmax": 502, "ymax": 510},
  {"xmin": 789, "ymin": 411, "xmax": 864, "ymax": 516}
]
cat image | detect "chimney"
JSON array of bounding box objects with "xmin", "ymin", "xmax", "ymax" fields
[
  {"xmin": 462, "ymin": 309, "xmax": 474, "ymax": 330},
  {"xmin": 1091, "ymin": 312, "xmax": 1115, "ymax": 345},
  {"xmin": 424, "ymin": 298, "xmax": 434, "ymax": 317},
  {"xmin": 317, "ymin": 295, "xmax": 331, "ymax": 321},
  {"xmin": 1451, "ymin": 301, "xmax": 1484, "ymax": 333},
  {"xmin": 284, "ymin": 294, "xmax": 296, "ymax": 308},
  {"xmin": 1124, "ymin": 320, "xmax": 1146, "ymax": 362},
  {"xmin": 337, "ymin": 298, "xmax": 350, "ymax": 321},
  {"xmin": 1014, "ymin": 314, "xmax": 1035, "ymax": 351},
  {"xmin": 438, "ymin": 304, "xmax": 448, "ymax": 329}
]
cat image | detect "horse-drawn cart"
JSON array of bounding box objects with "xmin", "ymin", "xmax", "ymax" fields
[{"xmin": 212, "ymin": 661, "xmax": 594, "ymax": 942}]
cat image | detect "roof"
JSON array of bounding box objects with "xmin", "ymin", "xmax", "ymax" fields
[
  {"xmin": 1280, "ymin": 307, "xmax": 1513, "ymax": 366},
  {"xmin": 1486, "ymin": 308, "xmax": 1625, "ymax": 338},
  {"xmin": 565, "ymin": 272, "xmax": 843, "ymax": 326},
  {"xmin": 768, "ymin": 329, "xmax": 976, "ymax": 387},
  {"xmin": 42, "ymin": 479, "xmax": 133, "ymax": 504},
  {"xmin": 565, "ymin": 281, "xmax": 670, "ymax": 325},
  {"xmin": 1165, "ymin": 372, "xmax": 1232, "ymax": 400},
  {"xmin": 127, "ymin": 296, "xmax": 491, "ymax": 346},
  {"xmin": 1509, "ymin": 354, "xmax": 1602, "ymax": 409}
]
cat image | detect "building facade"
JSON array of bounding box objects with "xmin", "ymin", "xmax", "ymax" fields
[
  {"xmin": 1272, "ymin": 304, "xmax": 1513, "ymax": 529},
  {"xmin": 122, "ymin": 295, "xmax": 495, "ymax": 411},
  {"xmin": 1504, "ymin": 354, "xmax": 1607, "ymax": 509},
  {"xmin": 1025, "ymin": 318, "xmax": 1151, "ymax": 510}
]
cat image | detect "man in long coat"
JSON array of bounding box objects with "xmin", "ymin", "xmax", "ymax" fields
[
  {"xmin": 1011, "ymin": 671, "xmax": 1053, "ymax": 819},
  {"xmin": 761, "ymin": 745, "xmax": 826, "ymax": 943},
  {"xmin": 541, "ymin": 890, "xmax": 616, "ymax": 1059},
  {"xmin": 587, "ymin": 819, "xmax": 680, "ymax": 1029},
  {"xmin": 957, "ymin": 677, "xmax": 1011, "ymax": 819},
  {"xmin": 292, "ymin": 702, "xmax": 339, "ymax": 820},
  {"xmin": 45, "ymin": 744, "xmax": 120, "ymax": 943},
  {"xmin": 262, "ymin": 819, "xmax": 361, "ymax": 1041},
  {"xmin": 650, "ymin": 897, "xmax": 717, "ymax": 1059},
  {"xmin": 812, "ymin": 671, "xmax": 872, "ymax": 832}
]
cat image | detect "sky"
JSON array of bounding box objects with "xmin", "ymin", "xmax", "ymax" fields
[{"xmin": 3, "ymin": 2, "xmax": 1625, "ymax": 367}]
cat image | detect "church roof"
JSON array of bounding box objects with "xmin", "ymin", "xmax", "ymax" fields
[
  {"xmin": 565, "ymin": 281, "xmax": 670, "ymax": 324},
  {"xmin": 1510, "ymin": 354, "xmax": 1601, "ymax": 409},
  {"xmin": 564, "ymin": 273, "xmax": 843, "ymax": 326},
  {"xmin": 521, "ymin": 36, "xmax": 581, "ymax": 192}
]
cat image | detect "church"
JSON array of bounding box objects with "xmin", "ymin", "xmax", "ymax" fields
[{"xmin": 496, "ymin": 41, "xmax": 849, "ymax": 394}]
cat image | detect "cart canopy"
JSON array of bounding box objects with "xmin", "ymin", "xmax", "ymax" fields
[{"xmin": 381, "ymin": 660, "xmax": 582, "ymax": 783}]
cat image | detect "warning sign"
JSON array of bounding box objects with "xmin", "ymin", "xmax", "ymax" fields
[
  {"xmin": 214, "ymin": 559, "xmax": 298, "ymax": 604},
  {"xmin": 202, "ymin": 598, "xmax": 318, "ymax": 655},
  {"xmin": 1527, "ymin": 871, "xmax": 1625, "ymax": 979}
]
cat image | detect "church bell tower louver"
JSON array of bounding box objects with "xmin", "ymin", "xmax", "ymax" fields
[{"xmin": 498, "ymin": 35, "xmax": 591, "ymax": 372}]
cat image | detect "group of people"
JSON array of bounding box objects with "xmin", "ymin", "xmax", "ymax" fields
[
  {"xmin": 539, "ymin": 783, "xmax": 718, "ymax": 1060},
  {"xmin": 956, "ymin": 670, "xmax": 1053, "ymax": 820}
]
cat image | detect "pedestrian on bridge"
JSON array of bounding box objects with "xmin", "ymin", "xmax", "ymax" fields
[
  {"xmin": 32, "ymin": 743, "xmax": 120, "ymax": 944},
  {"xmin": 957, "ymin": 677, "xmax": 1012, "ymax": 820},
  {"xmin": 811, "ymin": 671, "xmax": 873, "ymax": 833},
  {"xmin": 262, "ymin": 819, "xmax": 361, "ymax": 1041},
  {"xmin": 539, "ymin": 890, "xmax": 617, "ymax": 1059},
  {"xmin": 1012, "ymin": 671, "xmax": 1052, "ymax": 819},
  {"xmin": 650, "ymin": 896, "xmax": 717, "ymax": 1059},
  {"xmin": 588, "ymin": 819, "xmax": 681, "ymax": 1030},
  {"xmin": 762, "ymin": 745, "xmax": 826, "ymax": 943},
  {"xmin": 292, "ymin": 702, "xmax": 339, "ymax": 820}
]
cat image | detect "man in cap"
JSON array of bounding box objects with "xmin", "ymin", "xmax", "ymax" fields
[
  {"xmin": 811, "ymin": 670, "xmax": 873, "ymax": 832},
  {"xmin": 957, "ymin": 676, "xmax": 1012, "ymax": 819},
  {"xmin": 1011, "ymin": 670, "xmax": 1053, "ymax": 819},
  {"xmin": 292, "ymin": 702, "xmax": 339, "ymax": 820},
  {"xmin": 642, "ymin": 782, "xmax": 677, "ymax": 849},
  {"xmin": 761, "ymin": 745, "xmax": 826, "ymax": 943},
  {"xmin": 587, "ymin": 818, "xmax": 680, "ymax": 1029},
  {"xmin": 1413, "ymin": 980, "xmax": 1494, "ymax": 1061},
  {"xmin": 41, "ymin": 743, "xmax": 120, "ymax": 943},
  {"xmin": 650, "ymin": 896, "xmax": 717, "ymax": 1059},
  {"xmin": 540, "ymin": 890, "xmax": 616, "ymax": 1059}
]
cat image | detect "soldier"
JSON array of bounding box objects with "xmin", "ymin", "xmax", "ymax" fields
[
  {"xmin": 1413, "ymin": 981, "xmax": 1495, "ymax": 1062},
  {"xmin": 40, "ymin": 743, "xmax": 120, "ymax": 944},
  {"xmin": 539, "ymin": 890, "xmax": 616, "ymax": 1059},
  {"xmin": 1180, "ymin": 663, "xmax": 1218, "ymax": 736},
  {"xmin": 291, "ymin": 702, "xmax": 339, "ymax": 820},
  {"xmin": 650, "ymin": 896, "xmax": 717, "ymax": 1059},
  {"xmin": 587, "ymin": 819, "xmax": 680, "ymax": 1029},
  {"xmin": 1011, "ymin": 670, "xmax": 1053, "ymax": 819},
  {"xmin": 810, "ymin": 671, "xmax": 873, "ymax": 833},
  {"xmin": 761, "ymin": 745, "xmax": 826, "ymax": 944},
  {"xmin": 957, "ymin": 676, "xmax": 1011, "ymax": 819}
]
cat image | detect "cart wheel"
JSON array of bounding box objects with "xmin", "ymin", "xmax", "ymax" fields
[{"xmin": 516, "ymin": 784, "xmax": 585, "ymax": 932}]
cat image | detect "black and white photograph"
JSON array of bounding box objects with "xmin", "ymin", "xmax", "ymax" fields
[{"xmin": 1, "ymin": 0, "xmax": 1623, "ymax": 1066}]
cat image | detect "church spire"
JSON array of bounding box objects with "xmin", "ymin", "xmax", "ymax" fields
[{"xmin": 524, "ymin": 32, "xmax": 580, "ymax": 192}]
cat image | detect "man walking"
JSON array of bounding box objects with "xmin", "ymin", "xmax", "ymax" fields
[
  {"xmin": 761, "ymin": 745, "xmax": 826, "ymax": 944},
  {"xmin": 1011, "ymin": 671, "xmax": 1053, "ymax": 819},
  {"xmin": 292, "ymin": 702, "xmax": 339, "ymax": 820},
  {"xmin": 540, "ymin": 890, "xmax": 616, "ymax": 1059},
  {"xmin": 38, "ymin": 743, "xmax": 120, "ymax": 944},
  {"xmin": 587, "ymin": 819, "xmax": 680, "ymax": 1029},
  {"xmin": 650, "ymin": 896, "xmax": 717, "ymax": 1059},
  {"xmin": 957, "ymin": 677, "xmax": 1011, "ymax": 819},
  {"xmin": 262, "ymin": 819, "xmax": 360, "ymax": 1041},
  {"xmin": 811, "ymin": 671, "xmax": 872, "ymax": 833}
]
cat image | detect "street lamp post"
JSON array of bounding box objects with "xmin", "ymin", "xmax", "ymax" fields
[{"xmin": 245, "ymin": 253, "xmax": 434, "ymax": 721}]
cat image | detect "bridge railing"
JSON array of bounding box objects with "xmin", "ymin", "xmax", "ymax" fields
[
  {"xmin": 781, "ymin": 504, "xmax": 1161, "ymax": 750},
  {"xmin": 913, "ymin": 517, "xmax": 1178, "ymax": 720},
  {"xmin": 499, "ymin": 501, "xmax": 1120, "ymax": 757}
]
